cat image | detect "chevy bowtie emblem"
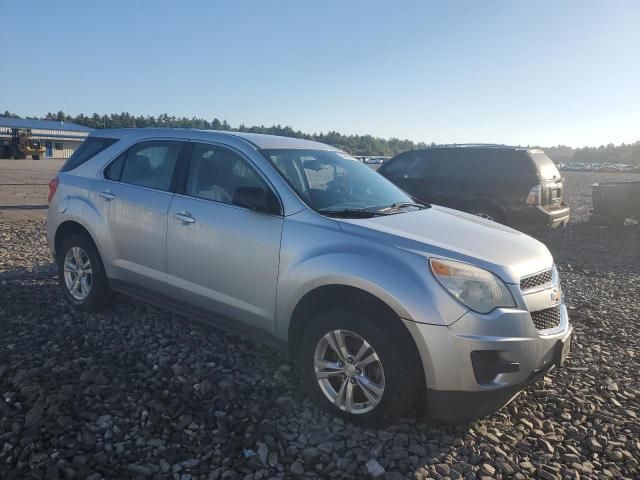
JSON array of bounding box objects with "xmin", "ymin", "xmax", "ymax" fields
[{"xmin": 551, "ymin": 288, "xmax": 561, "ymax": 303}]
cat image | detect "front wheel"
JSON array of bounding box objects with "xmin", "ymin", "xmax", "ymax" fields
[
  {"xmin": 299, "ymin": 307, "xmax": 422, "ymax": 426},
  {"xmin": 57, "ymin": 234, "xmax": 111, "ymax": 311}
]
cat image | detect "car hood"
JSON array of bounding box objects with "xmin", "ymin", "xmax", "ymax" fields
[{"xmin": 336, "ymin": 205, "xmax": 553, "ymax": 284}]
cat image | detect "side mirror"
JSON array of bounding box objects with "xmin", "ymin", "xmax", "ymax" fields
[{"xmin": 233, "ymin": 186, "xmax": 280, "ymax": 215}]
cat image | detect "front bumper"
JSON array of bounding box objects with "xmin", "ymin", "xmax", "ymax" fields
[{"xmin": 403, "ymin": 302, "xmax": 572, "ymax": 422}]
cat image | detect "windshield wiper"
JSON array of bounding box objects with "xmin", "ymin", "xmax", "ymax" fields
[
  {"xmin": 318, "ymin": 208, "xmax": 390, "ymax": 218},
  {"xmin": 375, "ymin": 201, "xmax": 431, "ymax": 212}
]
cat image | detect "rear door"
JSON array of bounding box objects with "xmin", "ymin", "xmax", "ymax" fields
[
  {"xmin": 166, "ymin": 142, "xmax": 283, "ymax": 333},
  {"xmin": 100, "ymin": 140, "xmax": 184, "ymax": 292},
  {"xmin": 419, "ymin": 150, "xmax": 465, "ymax": 206}
]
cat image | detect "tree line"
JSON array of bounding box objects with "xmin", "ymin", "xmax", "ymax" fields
[
  {"xmin": 2, "ymin": 110, "xmax": 638, "ymax": 164},
  {"xmin": 2, "ymin": 110, "xmax": 426, "ymax": 157},
  {"xmin": 544, "ymin": 143, "xmax": 640, "ymax": 166}
]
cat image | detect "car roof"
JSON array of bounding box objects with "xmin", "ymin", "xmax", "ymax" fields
[
  {"xmin": 89, "ymin": 128, "xmax": 338, "ymax": 151},
  {"xmin": 406, "ymin": 144, "xmax": 531, "ymax": 153}
]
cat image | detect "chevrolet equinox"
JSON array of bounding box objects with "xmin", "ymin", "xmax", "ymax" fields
[{"xmin": 47, "ymin": 129, "xmax": 572, "ymax": 425}]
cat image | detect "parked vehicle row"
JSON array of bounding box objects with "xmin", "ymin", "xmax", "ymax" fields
[
  {"xmin": 354, "ymin": 155, "xmax": 391, "ymax": 164},
  {"xmin": 48, "ymin": 129, "xmax": 571, "ymax": 425},
  {"xmin": 558, "ymin": 162, "xmax": 640, "ymax": 172}
]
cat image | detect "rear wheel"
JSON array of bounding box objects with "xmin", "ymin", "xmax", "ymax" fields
[
  {"xmin": 57, "ymin": 234, "xmax": 110, "ymax": 311},
  {"xmin": 299, "ymin": 306, "xmax": 422, "ymax": 426}
]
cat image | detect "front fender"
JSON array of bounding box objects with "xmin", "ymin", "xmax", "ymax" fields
[{"xmin": 274, "ymin": 249, "xmax": 467, "ymax": 340}]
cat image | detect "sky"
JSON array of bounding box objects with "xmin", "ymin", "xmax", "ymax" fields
[{"xmin": 2, "ymin": 0, "xmax": 639, "ymax": 147}]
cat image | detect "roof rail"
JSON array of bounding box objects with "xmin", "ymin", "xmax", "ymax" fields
[{"xmin": 435, "ymin": 143, "xmax": 515, "ymax": 148}]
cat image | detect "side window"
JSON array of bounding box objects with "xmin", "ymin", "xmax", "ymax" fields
[
  {"xmin": 111, "ymin": 141, "xmax": 181, "ymax": 191},
  {"xmin": 458, "ymin": 150, "xmax": 530, "ymax": 182},
  {"xmin": 382, "ymin": 153, "xmax": 426, "ymax": 179},
  {"xmin": 185, "ymin": 143, "xmax": 269, "ymax": 207},
  {"xmin": 426, "ymin": 151, "xmax": 466, "ymax": 181}
]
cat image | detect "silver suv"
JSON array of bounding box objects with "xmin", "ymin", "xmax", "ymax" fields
[{"xmin": 47, "ymin": 129, "xmax": 572, "ymax": 426}]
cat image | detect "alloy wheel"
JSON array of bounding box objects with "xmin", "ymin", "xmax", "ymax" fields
[
  {"xmin": 313, "ymin": 329, "xmax": 386, "ymax": 414},
  {"xmin": 63, "ymin": 246, "xmax": 92, "ymax": 301}
]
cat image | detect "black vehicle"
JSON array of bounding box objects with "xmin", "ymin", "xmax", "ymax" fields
[{"xmin": 378, "ymin": 145, "xmax": 570, "ymax": 231}]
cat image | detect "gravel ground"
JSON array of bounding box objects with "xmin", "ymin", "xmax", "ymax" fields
[{"xmin": 1, "ymin": 172, "xmax": 639, "ymax": 479}]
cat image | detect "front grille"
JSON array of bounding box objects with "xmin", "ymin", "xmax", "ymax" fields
[
  {"xmin": 531, "ymin": 306, "xmax": 561, "ymax": 331},
  {"xmin": 520, "ymin": 269, "xmax": 553, "ymax": 291}
]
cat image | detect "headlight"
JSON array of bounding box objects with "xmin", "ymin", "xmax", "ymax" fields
[{"xmin": 429, "ymin": 258, "xmax": 516, "ymax": 314}]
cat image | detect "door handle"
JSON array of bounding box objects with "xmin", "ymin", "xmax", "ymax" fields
[
  {"xmin": 99, "ymin": 191, "xmax": 115, "ymax": 201},
  {"xmin": 173, "ymin": 211, "xmax": 195, "ymax": 224}
]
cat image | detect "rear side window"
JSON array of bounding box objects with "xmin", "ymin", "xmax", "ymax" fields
[
  {"xmin": 381, "ymin": 152, "xmax": 426, "ymax": 178},
  {"xmin": 104, "ymin": 141, "xmax": 181, "ymax": 192},
  {"xmin": 428, "ymin": 149, "xmax": 536, "ymax": 182},
  {"xmin": 424, "ymin": 151, "xmax": 460, "ymax": 180},
  {"xmin": 60, "ymin": 137, "xmax": 117, "ymax": 172}
]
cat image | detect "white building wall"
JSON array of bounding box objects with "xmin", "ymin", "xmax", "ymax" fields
[{"xmin": 48, "ymin": 140, "xmax": 83, "ymax": 159}]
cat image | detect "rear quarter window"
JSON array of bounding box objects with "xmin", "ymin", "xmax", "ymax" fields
[
  {"xmin": 445, "ymin": 149, "xmax": 537, "ymax": 182},
  {"xmin": 60, "ymin": 137, "xmax": 118, "ymax": 172}
]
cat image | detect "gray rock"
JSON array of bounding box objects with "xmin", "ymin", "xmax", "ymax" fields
[
  {"xmin": 587, "ymin": 437, "xmax": 603, "ymax": 452},
  {"xmin": 126, "ymin": 464, "xmax": 155, "ymax": 477},
  {"xmin": 257, "ymin": 443, "xmax": 268, "ymax": 465},
  {"xmin": 302, "ymin": 447, "xmax": 321, "ymax": 465},
  {"xmin": 537, "ymin": 469, "xmax": 559, "ymax": 480},
  {"xmin": 24, "ymin": 404, "xmax": 44, "ymax": 428},
  {"xmin": 317, "ymin": 442, "xmax": 333, "ymax": 455},
  {"xmin": 480, "ymin": 463, "xmax": 496, "ymax": 476},
  {"xmin": 290, "ymin": 461, "xmax": 304, "ymax": 476},
  {"xmin": 365, "ymin": 459, "xmax": 386, "ymax": 478},
  {"xmin": 561, "ymin": 454, "xmax": 579, "ymax": 464},
  {"xmin": 606, "ymin": 449, "xmax": 623, "ymax": 461}
]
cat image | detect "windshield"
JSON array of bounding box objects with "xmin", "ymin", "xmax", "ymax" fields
[{"xmin": 260, "ymin": 149, "xmax": 414, "ymax": 213}]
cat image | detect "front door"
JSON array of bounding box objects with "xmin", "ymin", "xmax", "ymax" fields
[
  {"xmin": 45, "ymin": 141, "xmax": 53, "ymax": 158},
  {"xmin": 99, "ymin": 140, "xmax": 183, "ymax": 292},
  {"xmin": 166, "ymin": 143, "xmax": 283, "ymax": 333}
]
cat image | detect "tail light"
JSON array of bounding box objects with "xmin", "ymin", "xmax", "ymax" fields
[
  {"xmin": 48, "ymin": 176, "xmax": 59, "ymax": 203},
  {"xmin": 526, "ymin": 184, "xmax": 541, "ymax": 205}
]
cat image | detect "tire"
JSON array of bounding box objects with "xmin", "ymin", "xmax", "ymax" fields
[
  {"xmin": 32, "ymin": 154, "xmax": 40, "ymax": 160},
  {"xmin": 57, "ymin": 234, "xmax": 111, "ymax": 311},
  {"xmin": 299, "ymin": 306, "xmax": 423, "ymax": 427}
]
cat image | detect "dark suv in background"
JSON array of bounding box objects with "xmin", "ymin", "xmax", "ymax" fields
[{"xmin": 378, "ymin": 145, "xmax": 570, "ymax": 231}]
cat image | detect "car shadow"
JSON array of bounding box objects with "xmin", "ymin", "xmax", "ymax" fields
[{"xmin": 0, "ymin": 261, "xmax": 483, "ymax": 478}]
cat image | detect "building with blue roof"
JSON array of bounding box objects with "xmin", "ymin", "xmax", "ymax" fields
[{"xmin": 0, "ymin": 117, "xmax": 93, "ymax": 159}]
